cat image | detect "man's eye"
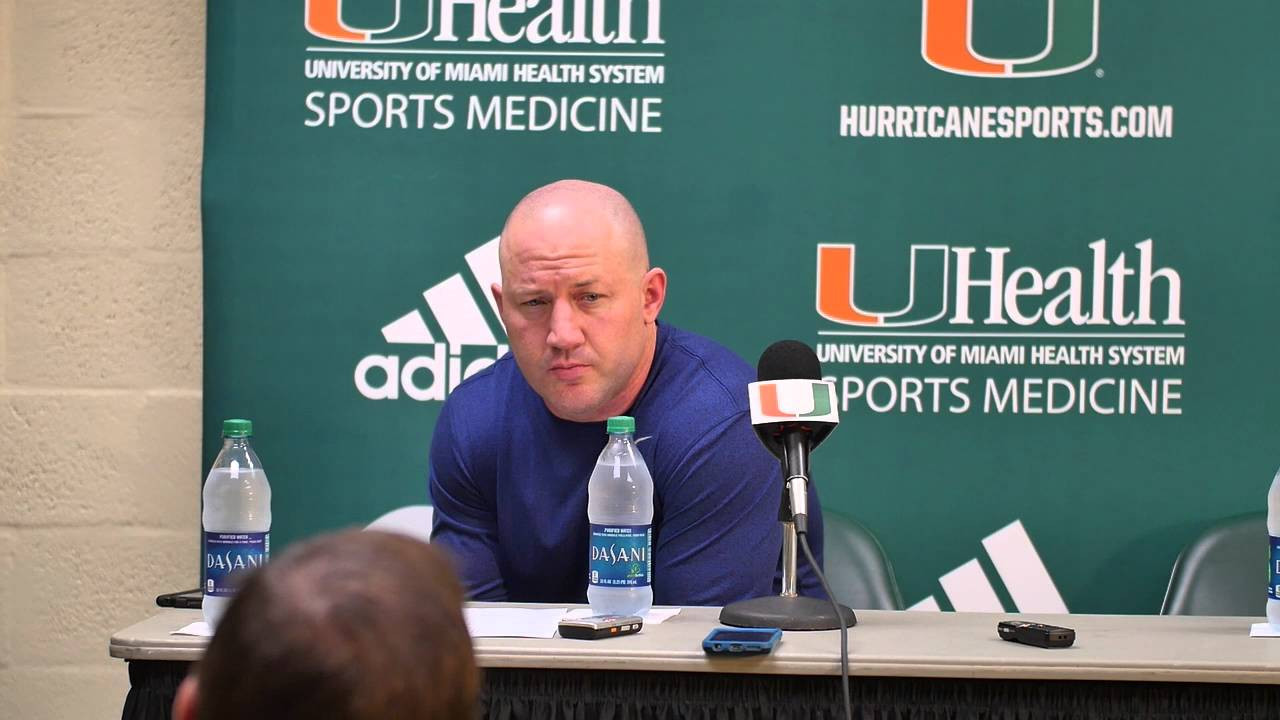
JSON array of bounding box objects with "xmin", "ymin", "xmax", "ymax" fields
[
  {"xmin": 521, "ymin": 298, "xmax": 547, "ymax": 308},
  {"xmin": 581, "ymin": 293, "xmax": 602, "ymax": 303}
]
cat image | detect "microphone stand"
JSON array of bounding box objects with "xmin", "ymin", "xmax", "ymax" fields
[{"xmin": 719, "ymin": 436, "xmax": 856, "ymax": 631}]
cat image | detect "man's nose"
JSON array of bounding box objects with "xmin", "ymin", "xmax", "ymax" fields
[{"xmin": 546, "ymin": 300, "xmax": 585, "ymax": 351}]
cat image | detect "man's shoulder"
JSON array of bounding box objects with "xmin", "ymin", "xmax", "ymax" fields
[
  {"xmin": 641, "ymin": 324, "xmax": 755, "ymax": 435},
  {"xmin": 431, "ymin": 353, "xmax": 530, "ymax": 480},
  {"xmin": 640, "ymin": 325, "xmax": 775, "ymax": 484},
  {"xmin": 657, "ymin": 324, "xmax": 756, "ymax": 405},
  {"xmin": 440, "ymin": 352, "xmax": 522, "ymax": 423}
]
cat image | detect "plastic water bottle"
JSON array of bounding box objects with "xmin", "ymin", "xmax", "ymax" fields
[
  {"xmin": 1269, "ymin": 465, "xmax": 1280, "ymax": 628},
  {"xmin": 202, "ymin": 419, "xmax": 272, "ymax": 629},
  {"xmin": 587, "ymin": 416, "xmax": 653, "ymax": 616}
]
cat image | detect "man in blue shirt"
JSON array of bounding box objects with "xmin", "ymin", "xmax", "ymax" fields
[{"xmin": 430, "ymin": 179, "xmax": 824, "ymax": 605}]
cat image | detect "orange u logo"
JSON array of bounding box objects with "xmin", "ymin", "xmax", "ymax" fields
[
  {"xmin": 922, "ymin": 0, "xmax": 1099, "ymax": 78},
  {"xmin": 305, "ymin": 0, "xmax": 434, "ymax": 44}
]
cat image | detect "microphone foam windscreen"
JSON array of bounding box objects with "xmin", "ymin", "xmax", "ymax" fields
[{"xmin": 757, "ymin": 340, "xmax": 822, "ymax": 381}]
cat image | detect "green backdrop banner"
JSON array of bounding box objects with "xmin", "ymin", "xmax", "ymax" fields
[{"xmin": 203, "ymin": 0, "xmax": 1280, "ymax": 613}]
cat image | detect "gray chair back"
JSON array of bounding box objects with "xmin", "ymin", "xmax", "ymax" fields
[
  {"xmin": 1161, "ymin": 512, "xmax": 1265, "ymax": 616},
  {"xmin": 822, "ymin": 510, "xmax": 904, "ymax": 610}
]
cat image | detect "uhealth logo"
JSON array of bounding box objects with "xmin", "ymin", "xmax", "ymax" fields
[
  {"xmin": 304, "ymin": 0, "xmax": 665, "ymax": 45},
  {"xmin": 922, "ymin": 0, "xmax": 1099, "ymax": 78},
  {"xmin": 815, "ymin": 240, "xmax": 1183, "ymax": 329},
  {"xmin": 354, "ymin": 237, "xmax": 509, "ymax": 402}
]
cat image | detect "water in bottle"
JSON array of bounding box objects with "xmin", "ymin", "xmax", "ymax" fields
[
  {"xmin": 1269, "ymin": 464, "xmax": 1280, "ymax": 628},
  {"xmin": 587, "ymin": 416, "xmax": 653, "ymax": 616},
  {"xmin": 203, "ymin": 418, "xmax": 272, "ymax": 630}
]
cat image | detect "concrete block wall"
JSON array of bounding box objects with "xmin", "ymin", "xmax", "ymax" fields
[{"xmin": 0, "ymin": 1, "xmax": 205, "ymax": 716}]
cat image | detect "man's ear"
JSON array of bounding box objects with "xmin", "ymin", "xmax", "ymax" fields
[
  {"xmin": 641, "ymin": 267, "xmax": 667, "ymax": 324},
  {"xmin": 491, "ymin": 283, "xmax": 504, "ymax": 314},
  {"xmin": 173, "ymin": 676, "xmax": 199, "ymax": 720}
]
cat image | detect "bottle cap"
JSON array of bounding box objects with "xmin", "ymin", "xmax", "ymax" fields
[
  {"xmin": 222, "ymin": 419, "xmax": 253, "ymax": 438},
  {"xmin": 606, "ymin": 416, "xmax": 635, "ymax": 434}
]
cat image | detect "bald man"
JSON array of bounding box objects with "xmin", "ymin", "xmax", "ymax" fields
[{"xmin": 429, "ymin": 179, "xmax": 825, "ymax": 605}]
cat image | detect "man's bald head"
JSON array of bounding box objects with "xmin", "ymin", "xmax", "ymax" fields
[
  {"xmin": 499, "ymin": 179, "xmax": 649, "ymax": 279},
  {"xmin": 489, "ymin": 179, "xmax": 667, "ymax": 422}
]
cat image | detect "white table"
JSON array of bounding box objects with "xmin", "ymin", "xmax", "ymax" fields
[{"xmin": 110, "ymin": 605, "xmax": 1280, "ymax": 719}]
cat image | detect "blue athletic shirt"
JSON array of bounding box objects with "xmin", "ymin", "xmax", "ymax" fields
[{"xmin": 429, "ymin": 322, "xmax": 825, "ymax": 605}]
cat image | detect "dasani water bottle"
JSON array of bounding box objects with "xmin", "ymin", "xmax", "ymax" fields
[
  {"xmin": 1268, "ymin": 464, "xmax": 1280, "ymax": 628},
  {"xmin": 203, "ymin": 419, "xmax": 272, "ymax": 630},
  {"xmin": 587, "ymin": 416, "xmax": 653, "ymax": 616}
]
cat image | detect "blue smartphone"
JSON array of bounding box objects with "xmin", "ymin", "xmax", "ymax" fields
[{"xmin": 702, "ymin": 627, "xmax": 782, "ymax": 654}]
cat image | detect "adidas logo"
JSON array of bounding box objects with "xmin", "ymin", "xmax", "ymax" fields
[
  {"xmin": 908, "ymin": 519, "xmax": 1068, "ymax": 613},
  {"xmin": 355, "ymin": 238, "xmax": 510, "ymax": 402}
]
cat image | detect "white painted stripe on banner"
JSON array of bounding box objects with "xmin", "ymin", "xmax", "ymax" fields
[
  {"xmin": 381, "ymin": 310, "xmax": 435, "ymax": 345},
  {"xmin": 982, "ymin": 519, "xmax": 1068, "ymax": 613},
  {"xmin": 907, "ymin": 596, "xmax": 941, "ymax": 612},
  {"xmin": 939, "ymin": 559, "xmax": 1003, "ymax": 612},
  {"xmin": 424, "ymin": 274, "xmax": 497, "ymax": 346},
  {"xmin": 465, "ymin": 237, "xmax": 504, "ymax": 331}
]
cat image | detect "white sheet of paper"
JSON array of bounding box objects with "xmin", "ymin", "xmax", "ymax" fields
[
  {"xmin": 1249, "ymin": 622, "xmax": 1280, "ymax": 637},
  {"xmin": 171, "ymin": 621, "xmax": 213, "ymax": 637},
  {"xmin": 464, "ymin": 607, "xmax": 569, "ymax": 638},
  {"xmin": 563, "ymin": 607, "xmax": 682, "ymax": 625}
]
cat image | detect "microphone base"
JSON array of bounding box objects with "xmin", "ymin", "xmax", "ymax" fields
[{"xmin": 719, "ymin": 595, "xmax": 857, "ymax": 631}]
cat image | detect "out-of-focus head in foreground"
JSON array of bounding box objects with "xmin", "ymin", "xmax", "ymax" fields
[{"xmin": 174, "ymin": 530, "xmax": 478, "ymax": 720}]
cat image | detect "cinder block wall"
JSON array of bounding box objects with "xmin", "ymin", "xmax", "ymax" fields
[{"xmin": 0, "ymin": 2, "xmax": 205, "ymax": 716}]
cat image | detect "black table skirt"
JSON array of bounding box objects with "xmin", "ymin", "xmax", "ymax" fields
[
  {"xmin": 122, "ymin": 660, "xmax": 191, "ymax": 720},
  {"xmin": 123, "ymin": 660, "xmax": 1280, "ymax": 720}
]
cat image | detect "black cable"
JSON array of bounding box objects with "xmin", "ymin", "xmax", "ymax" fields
[{"xmin": 797, "ymin": 529, "xmax": 851, "ymax": 720}]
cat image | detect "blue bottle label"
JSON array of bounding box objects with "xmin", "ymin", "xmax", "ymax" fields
[
  {"xmin": 589, "ymin": 524, "xmax": 651, "ymax": 588},
  {"xmin": 204, "ymin": 531, "xmax": 269, "ymax": 597},
  {"xmin": 1270, "ymin": 536, "xmax": 1280, "ymax": 601}
]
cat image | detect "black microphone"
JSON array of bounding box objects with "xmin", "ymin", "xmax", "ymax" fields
[
  {"xmin": 722, "ymin": 340, "xmax": 856, "ymax": 636},
  {"xmin": 748, "ymin": 340, "xmax": 839, "ymax": 534}
]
